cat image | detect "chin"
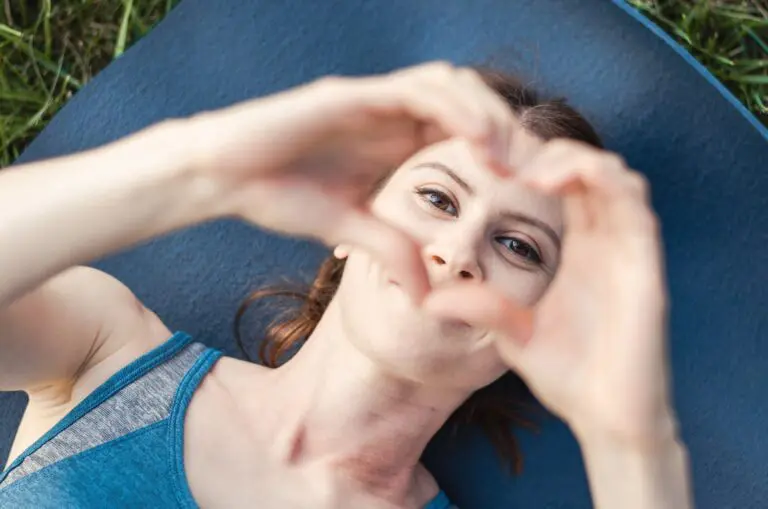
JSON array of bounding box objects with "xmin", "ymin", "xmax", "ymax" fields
[{"xmin": 356, "ymin": 288, "xmax": 503, "ymax": 386}]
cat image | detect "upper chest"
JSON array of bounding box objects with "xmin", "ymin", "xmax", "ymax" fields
[
  {"xmin": 182, "ymin": 358, "xmax": 440, "ymax": 509},
  {"xmin": 182, "ymin": 357, "xmax": 392, "ymax": 508}
]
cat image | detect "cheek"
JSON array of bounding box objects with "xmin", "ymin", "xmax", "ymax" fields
[{"xmin": 484, "ymin": 256, "xmax": 554, "ymax": 307}]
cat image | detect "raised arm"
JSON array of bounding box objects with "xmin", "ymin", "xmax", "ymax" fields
[
  {"xmin": 425, "ymin": 139, "xmax": 694, "ymax": 508},
  {"xmin": 0, "ymin": 62, "xmax": 515, "ymax": 311},
  {"xmin": 0, "ymin": 121, "xmax": 206, "ymax": 311}
]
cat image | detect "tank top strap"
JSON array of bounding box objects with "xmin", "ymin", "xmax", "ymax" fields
[{"xmin": 0, "ymin": 331, "xmax": 199, "ymax": 485}]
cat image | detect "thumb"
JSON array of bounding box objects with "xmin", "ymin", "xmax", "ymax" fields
[
  {"xmin": 326, "ymin": 209, "xmax": 430, "ymax": 303},
  {"xmin": 423, "ymin": 283, "xmax": 535, "ymax": 353}
]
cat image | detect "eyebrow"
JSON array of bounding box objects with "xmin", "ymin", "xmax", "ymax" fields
[
  {"xmin": 412, "ymin": 161, "xmax": 561, "ymax": 250},
  {"xmin": 411, "ymin": 162, "xmax": 474, "ymax": 195},
  {"xmin": 500, "ymin": 212, "xmax": 561, "ymax": 251}
]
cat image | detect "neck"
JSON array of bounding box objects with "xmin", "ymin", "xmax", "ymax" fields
[{"xmin": 263, "ymin": 300, "xmax": 470, "ymax": 504}]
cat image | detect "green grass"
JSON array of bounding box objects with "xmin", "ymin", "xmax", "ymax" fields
[
  {"xmin": 1, "ymin": 1, "xmax": 766, "ymax": 167},
  {"xmin": 628, "ymin": 0, "xmax": 768, "ymax": 119},
  {"xmin": 0, "ymin": 0, "xmax": 177, "ymax": 166}
]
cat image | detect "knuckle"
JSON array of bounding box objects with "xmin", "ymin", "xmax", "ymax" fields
[
  {"xmin": 602, "ymin": 153, "xmax": 626, "ymax": 170},
  {"xmin": 646, "ymin": 209, "xmax": 661, "ymax": 233},
  {"xmin": 313, "ymin": 74, "xmax": 348, "ymax": 92},
  {"xmin": 585, "ymin": 159, "xmax": 606, "ymax": 180},
  {"xmin": 628, "ymin": 171, "xmax": 651, "ymax": 198},
  {"xmin": 548, "ymin": 138, "xmax": 583, "ymax": 155},
  {"xmin": 638, "ymin": 210, "xmax": 662, "ymax": 239},
  {"xmin": 457, "ymin": 67, "xmax": 482, "ymax": 82},
  {"xmin": 421, "ymin": 60, "xmax": 455, "ymax": 78}
]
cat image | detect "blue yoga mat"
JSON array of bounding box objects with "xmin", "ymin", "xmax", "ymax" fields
[{"xmin": 2, "ymin": 1, "xmax": 766, "ymax": 507}]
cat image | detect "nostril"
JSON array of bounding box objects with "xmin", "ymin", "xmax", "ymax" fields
[
  {"xmin": 459, "ymin": 270, "xmax": 473, "ymax": 279},
  {"xmin": 431, "ymin": 255, "xmax": 446, "ymax": 265}
]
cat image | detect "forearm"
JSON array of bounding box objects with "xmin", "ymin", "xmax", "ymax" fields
[
  {"xmin": 0, "ymin": 120, "xmax": 220, "ymax": 308},
  {"xmin": 578, "ymin": 430, "xmax": 693, "ymax": 509}
]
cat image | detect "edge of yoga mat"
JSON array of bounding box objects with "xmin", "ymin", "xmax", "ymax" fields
[{"xmin": 612, "ymin": 0, "xmax": 768, "ymax": 141}]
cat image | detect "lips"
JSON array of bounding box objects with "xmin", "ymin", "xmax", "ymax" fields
[{"xmin": 386, "ymin": 277, "xmax": 471, "ymax": 328}]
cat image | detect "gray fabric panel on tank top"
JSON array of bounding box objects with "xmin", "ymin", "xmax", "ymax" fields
[{"xmin": 0, "ymin": 342, "xmax": 206, "ymax": 489}]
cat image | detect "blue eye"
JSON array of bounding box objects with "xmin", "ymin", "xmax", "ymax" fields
[
  {"xmin": 496, "ymin": 237, "xmax": 542, "ymax": 265},
  {"xmin": 416, "ymin": 188, "xmax": 458, "ymax": 216}
]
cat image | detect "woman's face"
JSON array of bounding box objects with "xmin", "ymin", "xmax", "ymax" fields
[{"xmin": 335, "ymin": 134, "xmax": 563, "ymax": 390}]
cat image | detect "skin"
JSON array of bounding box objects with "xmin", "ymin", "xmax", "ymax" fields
[{"xmin": 0, "ymin": 63, "xmax": 692, "ymax": 508}]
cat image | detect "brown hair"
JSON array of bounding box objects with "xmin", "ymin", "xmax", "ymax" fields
[{"xmin": 235, "ymin": 69, "xmax": 603, "ymax": 473}]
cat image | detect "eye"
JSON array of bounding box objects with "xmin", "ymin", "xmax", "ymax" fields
[
  {"xmin": 496, "ymin": 236, "xmax": 543, "ymax": 265},
  {"xmin": 416, "ymin": 188, "xmax": 458, "ymax": 216}
]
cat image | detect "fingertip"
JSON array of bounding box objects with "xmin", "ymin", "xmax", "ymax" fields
[
  {"xmin": 424, "ymin": 284, "xmax": 535, "ymax": 342},
  {"xmin": 487, "ymin": 158, "xmax": 514, "ymax": 178},
  {"xmin": 423, "ymin": 283, "xmax": 486, "ymax": 315},
  {"xmin": 343, "ymin": 214, "xmax": 430, "ymax": 304},
  {"xmin": 396, "ymin": 254, "xmax": 431, "ymax": 305},
  {"xmin": 333, "ymin": 244, "xmax": 350, "ymax": 260},
  {"xmin": 469, "ymin": 143, "xmax": 511, "ymax": 178}
]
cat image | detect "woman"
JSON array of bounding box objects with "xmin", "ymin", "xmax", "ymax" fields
[{"xmin": 0, "ymin": 62, "xmax": 691, "ymax": 508}]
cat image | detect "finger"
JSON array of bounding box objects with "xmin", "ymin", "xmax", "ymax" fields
[
  {"xmin": 519, "ymin": 142, "xmax": 617, "ymax": 194},
  {"xmin": 456, "ymin": 68, "xmax": 517, "ymax": 174},
  {"xmin": 402, "ymin": 76, "xmax": 491, "ymax": 147},
  {"xmin": 363, "ymin": 63, "xmax": 491, "ymax": 146},
  {"xmin": 412, "ymin": 73, "xmax": 512, "ymax": 178},
  {"xmin": 418, "ymin": 65, "xmax": 513, "ymax": 172},
  {"xmin": 370, "ymin": 62, "xmax": 514, "ymax": 168},
  {"xmin": 518, "ymin": 141, "xmax": 653, "ymax": 233},
  {"xmin": 519, "ymin": 144, "xmax": 602, "ymax": 231},
  {"xmin": 423, "ymin": 283, "xmax": 535, "ymax": 347},
  {"xmin": 325, "ymin": 209, "xmax": 430, "ymax": 303}
]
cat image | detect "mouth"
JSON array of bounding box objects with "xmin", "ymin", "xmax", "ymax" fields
[{"xmin": 386, "ymin": 277, "xmax": 471, "ymax": 328}]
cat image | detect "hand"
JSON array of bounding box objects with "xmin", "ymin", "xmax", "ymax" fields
[
  {"xmin": 183, "ymin": 62, "xmax": 516, "ymax": 301},
  {"xmin": 425, "ymin": 140, "xmax": 675, "ymax": 446}
]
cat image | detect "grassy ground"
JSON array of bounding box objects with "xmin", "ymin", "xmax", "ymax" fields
[{"xmin": 1, "ymin": 1, "xmax": 766, "ymax": 167}]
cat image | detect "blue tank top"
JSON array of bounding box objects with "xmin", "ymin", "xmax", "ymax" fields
[{"xmin": 0, "ymin": 332, "xmax": 456, "ymax": 508}]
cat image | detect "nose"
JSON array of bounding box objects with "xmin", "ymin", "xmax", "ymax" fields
[{"xmin": 424, "ymin": 245, "xmax": 483, "ymax": 283}]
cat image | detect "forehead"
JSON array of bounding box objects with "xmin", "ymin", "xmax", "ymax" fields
[{"xmin": 388, "ymin": 136, "xmax": 564, "ymax": 233}]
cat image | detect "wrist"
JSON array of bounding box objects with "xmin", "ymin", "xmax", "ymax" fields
[
  {"xmin": 575, "ymin": 422, "xmax": 684, "ymax": 464},
  {"xmin": 575, "ymin": 418, "xmax": 693, "ymax": 509},
  {"xmin": 569, "ymin": 404, "xmax": 681, "ymax": 453},
  {"xmin": 579, "ymin": 437, "xmax": 692, "ymax": 509}
]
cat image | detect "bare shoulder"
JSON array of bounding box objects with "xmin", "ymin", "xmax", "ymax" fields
[
  {"xmin": 183, "ymin": 355, "xmax": 280, "ymax": 507},
  {"xmin": 1, "ymin": 266, "xmax": 171, "ymax": 392},
  {"xmin": 3, "ymin": 266, "xmax": 173, "ymax": 463}
]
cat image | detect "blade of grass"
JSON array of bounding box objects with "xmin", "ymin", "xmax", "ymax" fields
[
  {"xmin": 629, "ymin": 3, "xmax": 695, "ymax": 45},
  {"xmin": 0, "ymin": 90, "xmax": 45, "ymax": 103},
  {"xmin": 18, "ymin": 0, "xmax": 27, "ymax": 26},
  {"xmin": 0, "ymin": 23, "xmax": 23, "ymax": 39},
  {"xmin": 43, "ymin": 0, "xmax": 52, "ymax": 58},
  {"xmin": 4, "ymin": 99, "xmax": 54, "ymax": 147},
  {"xmin": 735, "ymin": 59, "xmax": 768, "ymax": 73},
  {"xmin": 729, "ymin": 74, "xmax": 768, "ymax": 84},
  {"xmin": 712, "ymin": 54, "xmax": 736, "ymax": 66},
  {"xmin": 0, "ymin": 29, "xmax": 83, "ymax": 89},
  {"xmin": 745, "ymin": 26, "xmax": 768, "ymax": 54},
  {"xmin": 713, "ymin": 10, "xmax": 768, "ymax": 24},
  {"xmin": 754, "ymin": 93, "xmax": 767, "ymax": 112},
  {"xmin": 115, "ymin": 0, "xmax": 134, "ymax": 58}
]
